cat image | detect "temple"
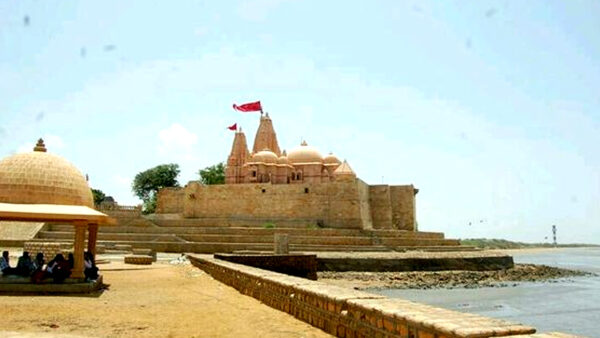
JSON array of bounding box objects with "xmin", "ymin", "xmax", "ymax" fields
[
  {"xmin": 225, "ymin": 113, "xmax": 351, "ymax": 185},
  {"xmin": 157, "ymin": 113, "xmax": 418, "ymax": 231}
]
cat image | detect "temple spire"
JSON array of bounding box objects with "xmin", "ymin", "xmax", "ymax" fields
[
  {"xmin": 252, "ymin": 113, "xmax": 281, "ymax": 156},
  {"xmin": 225, "ymin": 129, "xmax": 250, "ymax": 184}
]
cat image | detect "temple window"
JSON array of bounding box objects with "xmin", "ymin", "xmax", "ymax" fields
[
  {"xmin": 252, "ymin": 171, "xmax": 256, "ymax": 177},
  {"xmin": 304, "ymin": 188, "xmax": 309, "ymax": 194},
  {"xmin": 261, "ymin": 188, "xmax": 266, "ymax": 193}
]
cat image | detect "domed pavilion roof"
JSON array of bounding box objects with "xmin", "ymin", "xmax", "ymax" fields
[
  {"xmin": 323, "ymin": 152, "xmax": 341, "ymax": 166},
  {"xmin": 250, "ymin": 149, "xmax": 278, "ymax": 164},
  {"xmin": 277, "ymin": 150, "xmax": 290, "ymax": 165},
  {"xmin": 0, "ymin": 139, "xmax": 94, "ymax": 208},
  {"xmin": 287, "ymin": 141, "xmax": 323, "ymax": 164}
]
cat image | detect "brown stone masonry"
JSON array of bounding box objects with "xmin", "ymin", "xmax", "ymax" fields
[
  {"xmin": 157, "ymin": 180, "xmax": 417, "ymax": 230},
  {"xmin": 188, "ymin": 254, "xmax": 537, "ymax": 338}
]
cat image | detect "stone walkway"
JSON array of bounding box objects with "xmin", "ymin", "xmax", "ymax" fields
[{"xmin": 0, "ymin": 259, "xmax": 331, "ymax": 337}]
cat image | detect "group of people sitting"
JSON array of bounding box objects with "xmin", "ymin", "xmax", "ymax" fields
[{"xmin": 0, "ymin": 250, "xmax": 99, "ymax": 283}]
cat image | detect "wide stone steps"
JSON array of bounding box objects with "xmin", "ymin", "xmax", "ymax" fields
[
  {"xmin": 37, "ymin": 230, "xmax": 459, "ymax": 247},
  {"xmin": 37, "ymin": 217, "xmax": 469, "ymax": 253},
  {"xmin": 147, "ymin": 217, "xmax": 329, "ymax": 229},
  {"xmin": 46, "ymin": 224, "xmax": 446, "ymax": 239},
  {"xmin": 31, "ymin": 239, "xmax": 473, "ymax": 253}
]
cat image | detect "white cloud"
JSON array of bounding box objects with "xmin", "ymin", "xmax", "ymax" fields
[
  {"xmin": 113, "ymin": 174, "xmax": 131, "ymax": 187},
  {"xmin": 44, "ymin": 134, "xmax": 65, "ymax": 150},
  {"xmin": 158, "ymin": 123, "xmax": 198, "ymax": 159}
]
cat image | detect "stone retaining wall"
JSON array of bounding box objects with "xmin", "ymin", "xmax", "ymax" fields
[
  {"xmin": 188, "ymin": 254, "xmax": 537, "ymax": 338},
  {"xmin": 24, "ymin": 242, "xmax": 71, "ymax": 259},
  {"xmin": 317, "ymin": 255, "xmax": 514, "ymax": 272},
  {"xmin": 214, "ymin": 253, "xmax": 318, "ymax": 280}
]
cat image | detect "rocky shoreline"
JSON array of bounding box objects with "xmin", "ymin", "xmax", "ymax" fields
[{"xmin": 318, "ymin": 264, "xmax": 595, "ymax": 290}]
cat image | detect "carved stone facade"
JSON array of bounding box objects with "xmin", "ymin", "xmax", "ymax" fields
[{"xmin": 225, "ymin": 113, "xmax": 354, "ymax": 185}]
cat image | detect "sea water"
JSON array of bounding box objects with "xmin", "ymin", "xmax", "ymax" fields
[{"xmin": 370, "ymin": 247, "xmax": 600, "ymax": 337}]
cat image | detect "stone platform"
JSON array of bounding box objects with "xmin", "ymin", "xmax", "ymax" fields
[
  {"xmin": 215, "ymin": 253, "xmax": 318, "ymax": 280},
  {"xmin": 0, "ymin": 275, "xmax": 103, "ymax": 294},
  {"xmin": 314, "ymin": 251, "xmax": 514, "ymax": 272},
  {"xmin": 29, "ymin": 220, "xmax": 474, "ymax": 254}
]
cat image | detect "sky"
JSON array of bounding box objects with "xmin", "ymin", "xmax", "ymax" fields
[{"xmin": 0, "ymin": 1, "xmax": 599, "ymax": 244}]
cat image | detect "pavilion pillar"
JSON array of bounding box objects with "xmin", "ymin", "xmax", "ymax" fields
[
  {"xmin": 87, "ymin": 223, "xmax": 98, "ymax": 259},
  {"xmin": 72, "ymin": 222, "xmax": 87, "ymax": 279}
]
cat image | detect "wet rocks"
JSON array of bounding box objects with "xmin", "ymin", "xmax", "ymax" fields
[{"xmin": 318, "ymin": 264, "xmax": 595, "ymax": 290}]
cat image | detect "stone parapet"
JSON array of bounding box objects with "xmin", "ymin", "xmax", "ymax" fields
[{"xmin": 188, "ymin": 254, "xmax": 537, "ymax": 338}]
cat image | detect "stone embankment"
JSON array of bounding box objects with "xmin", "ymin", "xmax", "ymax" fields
[
  {"xmin": 314, "ymin": 251, "xmax": 514, "ymax": 272},
  {"xmin": 188, "ymin": 254, "xmax": 538, "ymax": 338},
  {"xmin": 318, "ymin": 264, "xmax": 593, "ymax": 290}
]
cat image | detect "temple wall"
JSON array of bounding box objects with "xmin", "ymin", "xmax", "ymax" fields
[
  {"xmin": 175, "ymin": 181, "xmax": 362, "ymax": 228},
  {"xmin": 156, "ymin": 181, "xmax": 417, "ymax": 231},
  {"xmin": 356, "ymin": 180, "xmax": 373, "ymax": 230},
  {"xmin": 390, "ymin": 185, "xmax": 417, "ymax": 231},
  {"xmin": 156, "ymin": 187, "xmax": 184, "ymax": 214},
  {"xmin": 368, "ymin": 185, "xmax": 393, "ymax": 229}
]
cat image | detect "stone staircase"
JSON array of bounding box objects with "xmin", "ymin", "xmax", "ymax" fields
[{"xmin": 30, "ymin": 216, "xmax": 474, "ymax": 254}]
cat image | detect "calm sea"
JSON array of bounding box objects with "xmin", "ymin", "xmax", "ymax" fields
[{"xmin": 370, "ymin": 247, "xmax": 600, "ymax": 337}]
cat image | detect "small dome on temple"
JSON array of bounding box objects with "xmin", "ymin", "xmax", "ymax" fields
[
  {"xmin": 277, "ymin": 150, "xmax": 289, "ymax": 164},
  {"xmin": 288, "ymin": 141, "xmax": 323, "ymax": 164},
  {"xmin": 0, "ymin": 139, "xmax": 94, "ymax": 207},
  {"xmin": 251, "ymin": 149, "xmax": 278, "ymax": 164},
  {"xmin": 323, "ymin": 152, "xmax": 341, "ymax": 165}
]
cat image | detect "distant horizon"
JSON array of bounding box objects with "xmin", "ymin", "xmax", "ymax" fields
[{"xmin": 1, "ymin": 1, "xmax": 598, "ymax": 244}]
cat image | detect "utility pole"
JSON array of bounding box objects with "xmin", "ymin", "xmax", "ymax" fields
[{"xmin": 552, "ymin": 225, "xmax": 557, "ymax": 247}]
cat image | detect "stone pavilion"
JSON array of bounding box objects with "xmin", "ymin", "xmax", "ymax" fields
[{"xmin": 0, "ymin": 139, "xmax": 114, "ymax": 280}]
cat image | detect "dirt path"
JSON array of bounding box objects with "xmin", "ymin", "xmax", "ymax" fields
[{"xmin": 0, "ymin": 261, "xmax": 332, "ymax": 338}]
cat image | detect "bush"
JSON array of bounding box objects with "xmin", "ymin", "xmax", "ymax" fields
[{"xmin": 262, "ymin": 222, "xmax": 276, "ymax": 229}]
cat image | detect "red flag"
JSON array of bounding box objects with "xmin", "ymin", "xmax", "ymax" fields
[
  {"xmin": 227, "ymin": 123, "xmax": 237, "ymax": 131},
  {"xmin": 233, "ymin": 101, "xmax": 262, "ymax": 112}
]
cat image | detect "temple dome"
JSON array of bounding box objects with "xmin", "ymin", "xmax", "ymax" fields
[
  {"xmin": 0, "ymin": 139, "xmax": 94, "ymax": 207},
  {"xmin": 277, "ymin": 150, "xmax": 290, "ymax": 165},
  {"xmin": 251, "ymin": 149, "xmax": 278, "ymax": 164},
  {"xmin": 323, "ymin": 153, "xmax": 341, "ymax": 165},
  {"xmin": 277, "ymin": 155, "xmax": 289, "ymax": 165},
  {"xmin": 288, "ymin": 141, "xmax": 323, "ymax": 164}
]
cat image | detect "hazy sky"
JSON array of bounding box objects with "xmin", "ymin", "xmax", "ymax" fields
[{"xmin": 1, "ymin": 1, "xmax": 599, "ymax": 244}]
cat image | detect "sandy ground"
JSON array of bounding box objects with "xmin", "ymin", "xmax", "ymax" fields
[{"xmin": 0, "ymin": 259, "xmax": 332, "ymax": 338}]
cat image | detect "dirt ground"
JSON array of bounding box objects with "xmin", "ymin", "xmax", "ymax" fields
[{"xmin": 0, "ymin": 260, "xmax": 332, "ymax": 338}]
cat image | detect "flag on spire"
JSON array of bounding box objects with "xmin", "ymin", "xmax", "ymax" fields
[
  {"xmin": 227, "ymin": 123, "xmax": 237, "ymax": 131},
  {"xmin": 233, "ymin": 101, "xmax": 262, "ymax": 113}
]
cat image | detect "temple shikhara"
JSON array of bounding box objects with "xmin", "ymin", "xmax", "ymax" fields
[
  {"xmin": 157, "ymin": 113, "xmax": 419, "ymax": 231},
  {"xmin": 225, "ymin": 113, "xmax": 354, "ymax": 185}
]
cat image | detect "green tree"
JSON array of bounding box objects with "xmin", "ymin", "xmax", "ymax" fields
[
  {"xmin": 91, "ymin": 188, "xmax": 106, "ymax": 206},
  {"xmin": 198, "ymin": 162, "xmax": 225, "ymax": 185},
  {"xmin": 132, "ymin": 163, "xmax": 180, "ymax": 213}
]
